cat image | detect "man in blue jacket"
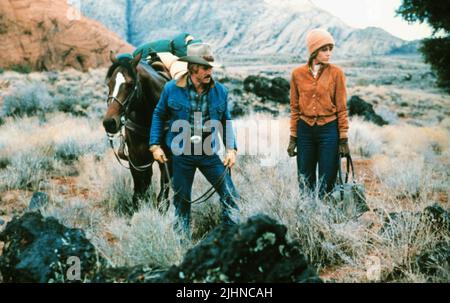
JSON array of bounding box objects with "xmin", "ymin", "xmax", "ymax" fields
[{"xmin": 149, "ymin": 43, "xmax": 239, "ymax": 237}]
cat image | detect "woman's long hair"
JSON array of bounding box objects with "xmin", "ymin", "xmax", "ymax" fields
[{"xmin": 308, "ymin": 50, "xmax": 319, "ymax": 68}]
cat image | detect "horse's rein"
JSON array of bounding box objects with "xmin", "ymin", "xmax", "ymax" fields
[
  {"xmin": 107, "ymin": 130, "xmax": 153, "ymax": 172},
  {"xmin": 162, "ymin": 161, "xmax": 230, "ymax": 205}
]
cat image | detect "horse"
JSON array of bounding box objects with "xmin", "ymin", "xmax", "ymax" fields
[{"xmin": 102, "ymin": 51, "xmax": 172, "ymax": 215}]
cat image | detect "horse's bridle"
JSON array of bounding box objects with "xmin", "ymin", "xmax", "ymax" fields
[
  {"xmin": 106, "ymin": 77, "xmax": 154, "ymax": 172},
  {"xmin": 106, "ymin": 81, "xmax": 139, "ymax": 125}
]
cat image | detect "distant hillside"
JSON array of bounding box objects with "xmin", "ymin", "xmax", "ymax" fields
[{"xmin": 71, "ymin": 0, "xmax": 417, "ymax": 57}]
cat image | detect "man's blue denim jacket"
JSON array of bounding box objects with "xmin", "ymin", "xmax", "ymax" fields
[{"xmin": 149, "ymin": 73, "xmax": 237, "ymax": 154}]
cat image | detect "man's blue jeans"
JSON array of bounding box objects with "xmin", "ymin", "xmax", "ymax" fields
[
  {"xmin": 171, "ymin": 153, "xmax": 240, "ymax": 236},
  {"xmin": 296, "ymin": 119, "xmax": 339, "ymax": 197}
]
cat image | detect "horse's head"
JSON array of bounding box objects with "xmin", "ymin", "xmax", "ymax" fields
[{"xmin": 103, "ymin": 51, "xmax": 142, "ymax": 134}]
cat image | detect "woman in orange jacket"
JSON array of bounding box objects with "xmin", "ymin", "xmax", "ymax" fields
[{"xmin": 287, "ymin": 28, "xmax": 350, "ymax": 197}]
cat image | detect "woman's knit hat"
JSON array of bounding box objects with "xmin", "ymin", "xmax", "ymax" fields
[{"xmin": 306, "ymin": 29, "xmax": 335, "ymax": 55}]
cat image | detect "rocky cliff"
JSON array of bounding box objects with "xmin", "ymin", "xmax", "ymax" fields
[{"xmin": 0, "ymin": 0, "xmax": 134, "ymax": 72}]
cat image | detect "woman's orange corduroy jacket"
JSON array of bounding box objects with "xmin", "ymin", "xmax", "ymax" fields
[{"xmin": 290, "ymin": 63, "xmax": 349, "ymax": 139}]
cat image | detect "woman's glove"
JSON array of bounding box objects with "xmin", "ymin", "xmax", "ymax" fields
[
  {"xmin": 339, "ymin": 138, "xmax": 350, "ymax": 157},
  {"xmin": 287, "ymin": 136, "xmax": 297, "ymax": 157}
]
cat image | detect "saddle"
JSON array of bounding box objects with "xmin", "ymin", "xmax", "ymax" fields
[
  {"xmin": 147, "ymin": 51, "xmax": 187, "ymax": 80},
  {"xmin": 151, "ymin": 61, "xmax": 171, "ymax": 81}
]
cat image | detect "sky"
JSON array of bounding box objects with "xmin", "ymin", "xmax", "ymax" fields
[{"xmin": 311, "ymin": 0, "xmax": 433, "ymax": 41}]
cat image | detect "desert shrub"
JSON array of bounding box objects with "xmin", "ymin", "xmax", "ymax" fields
[
  {"xmin": 10, "ymin": 64, "xmax": 32, "ymax": 74},
  {"xmin": 54, "ymin": 95, "xmax": 89, "ymax": 116},
  {"xmin": 376, "ymin": 210, "xmax": 449, "ymax": 282},
  {"xmin": 54, "ymin": 138, "xmax": 107, "ymax": 164},
  {"xmin": 348, "ymin": 118, "xmax": 382, "ymax": 157},
  {"xmin": 389, "ymin": 126, "xmax": 450, "ymax": 162},
  {"xmin": 373, "ymin": 155, "xmax": 425, "ymax": 199},
  {"xmin": 355, "ymin": 78, "xmax": 371, "ymax": 87},
  {"xmin": 90, "ymin": 206, "xmax": 187, "ymax": 268},
  {"xmin": 372, "ymin": 154, "xmax": 447, "ymax": 201},
  {"xmin": 77, "ymin": 154, "xmax": 135, "ymax": 212},
  {"xmin": 0, "ymin": 149, "xmax": 56, "ymax": 191},
  {"xmin": 42, "ymin": 198, "xmax": 104, "ymax": 234},
  {"xmin": 98, "ymin": 165, "xmax": 135, "ymax": 215},
  {"xmin": 0, "ymin": 156, "xmax": 10, "ymax": 169},
  {"xmin": 2, "ymin": 81, "xmax": 54, "ymax": 118}
]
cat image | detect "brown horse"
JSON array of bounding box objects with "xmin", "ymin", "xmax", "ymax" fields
[{"xmin": 103, "ymin": 51, "xmax": 172, "ymax": 214}]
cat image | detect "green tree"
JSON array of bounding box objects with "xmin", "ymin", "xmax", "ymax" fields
[{"xmin": 397, "ymin": 0, "xmax": 450, "ymax": 92}]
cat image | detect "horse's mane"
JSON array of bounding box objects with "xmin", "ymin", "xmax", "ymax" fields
[
  {"xmin": 106, "ymin": 57, "xmax": 137, "ymax": 82},
  {"xmin": 106, "ymin": 57, "xmax": 164, "ymax": 83}
]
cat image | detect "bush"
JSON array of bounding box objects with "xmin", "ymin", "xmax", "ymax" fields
[
  {"xmin": 376, "ymin": 211, "xmax": 449, "ymax": 282},
  {"xmin": 0, "ymin": 156, "xmax": 11, "ymax": 169},
  {"xmin": 90, "ymin": 206, "xmax": 187, "ymax": 268},
  {"xmin": 42, "ymin": 198, "xmax": 103, "ymax": 234},
  {"xmin": 348, "ymin": 118, "xmax": 382, "ymax": 157},
  {"xmin": 420, "ymin": 37, "xmax": 450, "ymax": 92},
  {"xmin": 54, "ymin": 138, "xmax": 107, "ymax": 164},
  {"xmin": 11, "ymin": 64, "xmax": 32, "ymax": 74},
  {"xmin": 372, "ymin": 155, "xmax": 440, "ymax": 199},
  {"xmin": 103, "ymin": 168, "xmax": 135, "ymax": 215},
  {"xmin": 2, "ymin": 81, "xmax": 54, "ymax": 118},
  {"xmin": 54, "ymin": 95, "xmax": 88, "ymax": 116},
  {"xmin": 0, "ymin": 150, "xmax": 56, "ymax": 191}
]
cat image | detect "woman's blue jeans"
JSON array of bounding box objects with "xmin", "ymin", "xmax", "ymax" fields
[{"xmin": 296, "ymin": 119, "xmax": 339, "ymax": 197}]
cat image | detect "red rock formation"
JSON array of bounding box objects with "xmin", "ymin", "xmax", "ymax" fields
[{"xmin": 0, "ymin": 0, "xmax": 134, "ymax": 72}]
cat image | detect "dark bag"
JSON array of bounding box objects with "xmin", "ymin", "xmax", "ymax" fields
[{"xmin": 329, "ymin": 154, "xmax": 369, "ymax": 219}]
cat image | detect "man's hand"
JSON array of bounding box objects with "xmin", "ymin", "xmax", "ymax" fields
[
  {"xmin": 223, "ymin": 149, "xmax": 237, "ymax": 169},
  {"xmin": 149, "ymin": 145, "xmax": 168, "ymax": 164},
  {"xmin": 287, "ymin": 136, "xmax": 297, "ymax": 157},
  {"xmin": 339, "ymin": 138, "xmax": 350, "ymax": 157}
]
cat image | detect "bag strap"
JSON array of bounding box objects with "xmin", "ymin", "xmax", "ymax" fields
[
  {"xmin": 345, "ymin": 154, "xmax": 356, "ymax": 183},
  {"xmin": 337, "ymin": 154, "xmax": 356, "ymax": 185},
  {"xmin": 336, "ymin": 154, "xmax": 345, "ymax": 201}
]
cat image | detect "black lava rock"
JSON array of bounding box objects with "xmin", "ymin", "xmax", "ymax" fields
[
  {"xmin": 380, "ymin": 204, "xmax": 450, "ymax": 239},
  {"xmin": 93, "ymin": 265, "xmax": 165, "ymax": 283},
  {"xmin": 423, "ymin": 203, "xmax": 450, "ymax": 233},
  {"xmin": 28, "ymin": 192, "xmax": 49, "ymax": 211},
  {"xmin": 244, "ymin": 75, "xmax": 290, "ymax": 104},
  {"xmin": 416, "ymin": 241, "xmax": 450, "ymax": 276},
  {"xmin": 347, "ymin": 96, "xmax": 388, "ymax": 126},
  {"xmin": 161, "ymin": 214, "xmax": 321, "ymax": 283},
  {"xmin": 228, "ymin": 93, "xmax": 249, "ymax": 117},
  {"xmin": 0, "ymin": 212, "xmax": 105, "ymax": 282}
]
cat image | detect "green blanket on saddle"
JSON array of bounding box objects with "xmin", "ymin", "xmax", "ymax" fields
[{"xmin": 118, "ymin": 32, "xmax": 202, "ymax": 60}]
